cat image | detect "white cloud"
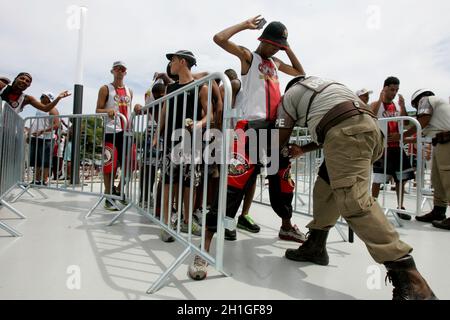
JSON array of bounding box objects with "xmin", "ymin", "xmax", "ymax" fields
[{"xmin": 1, "ymin": 0, "xmax": 450, "ymax": 118}]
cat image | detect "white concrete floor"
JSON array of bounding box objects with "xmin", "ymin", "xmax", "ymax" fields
[{"xmin": 0, "ymin": 187, "xmax": 448, "ymax": 300}]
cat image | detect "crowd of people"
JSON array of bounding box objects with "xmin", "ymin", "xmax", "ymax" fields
[{"xmin": 2, "ymin": 15, "xmax": 450, "ymax": 300}]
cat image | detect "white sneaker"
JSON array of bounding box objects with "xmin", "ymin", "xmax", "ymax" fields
[
  {"xmin": 188, "ymin": 255, "xmax": 208, "ymax": 281},
  {"xmin": 160, "ymin": 229, "xmax": 175, "ymax": 243},
  {"xmin": 279, "ymin": 224, "xmax": 307, "ymax": 243}
]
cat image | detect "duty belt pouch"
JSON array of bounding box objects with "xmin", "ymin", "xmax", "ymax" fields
[{"xmin": 432, "ymin": 131, "xmax": 450, "ymax": 146}]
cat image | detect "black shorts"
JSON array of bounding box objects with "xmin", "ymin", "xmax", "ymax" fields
[
  {"xmin": 105, "ymin": 131, "xmax": 125, "ymax": 167},
  {"xmin": 373, "ymin": 147, "xmax": 415, "ymax": 183},
  {"xmin": 29, "ymin": 138, "xmax": 52, "ymax": 168}
]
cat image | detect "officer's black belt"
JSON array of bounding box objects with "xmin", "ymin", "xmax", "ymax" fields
[{"xmin": 432, "ymin": 131, "xmax": 450, "ymax": 146}]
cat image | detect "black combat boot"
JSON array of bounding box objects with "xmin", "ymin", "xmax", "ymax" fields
[
  {"xmin": 432, "ymin": 218, "xmax": 450, "ymax": 230},
  {"xmin": 384, "ymin": 255, "xmax": 437, "ymax": 300},
  {"xmin": 285, "ymin": 229, "xmax": 329, "ymax": 266},
  {"xmin": 416, "ymin": 206, "xmax": 447, "ymax": 223}
]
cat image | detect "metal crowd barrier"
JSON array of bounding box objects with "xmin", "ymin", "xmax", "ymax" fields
[
  {"xmin": 406, "ymin": 135, "xmax": 433, "ymax": 212},
  {"xmin": 12, "ymin": 113, "xmax": 129, "ymax": 218},
  {"xmin": 376, "ymin": 116, "xmax": 424, "ymax": 226},
  {"xmin": 109, "ymin": 72, "xmax": 232, "ymax": 293},
  {"xmin": 0, "ymin": 102, "xmax": 27, "ymax": 236}
]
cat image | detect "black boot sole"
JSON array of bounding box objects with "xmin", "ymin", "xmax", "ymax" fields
[
  {"xmin": 432, "ymin": 221, "xmax": 450, "ymax": 230},
  {"xmin": 285, "ymin": 249, "xmax": 329, "ymax": 266},
  {"xmin": 416, "ymin": 215, "xmax": 446, "ymax": 223}
]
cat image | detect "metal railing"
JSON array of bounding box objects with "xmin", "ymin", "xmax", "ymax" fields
[
  {"xmin": 376, "ymin": 116, "xmax": 425, "ymax": 226},
  {"xmin": 12, "ymin": 113, "xmax": 129, "ymax": 218},
  {"xmin": 1, "ymin": 72, "xmax": 233, "ymax": 293},
  {"xmin": 106, "ymin": 72, "xmax": 233, "ymax": 293},
  {"xmin": 0, "ymin": 101, "xmax": 27, "ymax": 236}
]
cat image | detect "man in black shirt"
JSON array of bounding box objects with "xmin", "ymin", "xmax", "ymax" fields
[{"xmin": 156, "ymin": 50, "xmax": 211, "ymax": 242}]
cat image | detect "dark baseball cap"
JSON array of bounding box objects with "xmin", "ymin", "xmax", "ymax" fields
[
  {"xmin": 166, "ymin": 50, "xmax": 197, "ymax": 66},
  {"xmin": 258, "ymin": 21, "xmax": 289, "ymax": 49}
]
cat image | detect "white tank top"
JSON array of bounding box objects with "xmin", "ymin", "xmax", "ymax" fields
[
  {"xmin": 0, "ymin": 86, "xmax": 26, "ymax": 114},
  {"xmin": 30, "ymin": 110, "xmax": 54, "ymax": 139},
  {"xmin": 376, "ymin": 100, "xmax": 401, "ymax": 119},
  {"xmin": 241, "ymin": 52, "xmax": 281, "ymax": 121},
  {"xmin": 104, "ymin": 83, "xmax": 132, "ymax": 133}
]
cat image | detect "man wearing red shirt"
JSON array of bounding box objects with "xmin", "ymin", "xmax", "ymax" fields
[{"xmin": 371, "ymin": 77, "xmax": 415, "ymax": 220}]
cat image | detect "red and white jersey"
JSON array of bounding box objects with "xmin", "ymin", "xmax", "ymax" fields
[
  {"xmin": 241, "ymin": 52, "xmax": 281, "ymax": 121},
  {"xmin": 377, "ymin": 100, "xmax": 401, "ymax": 148},
  {"xmin": 105, "ymin": 83, "xmax": 132, "ymax": 133},
  {"xmin": 0, "ymin": 85, "xmax": 26, "ymax": 114}
]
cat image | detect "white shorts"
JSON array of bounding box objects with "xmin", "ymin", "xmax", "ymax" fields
[{"xmin": 372, "ymin": 173, "xmax": 393, "ymax": 184}]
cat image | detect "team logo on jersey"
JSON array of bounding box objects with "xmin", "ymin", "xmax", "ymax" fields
[
  {"xmin": 10, "ymin": 101, "xmax": 19, "ymax": 108},
  {"xmin": 382, "ymin": 110, "xmax": 400, "ymax": 118},
  {"xmin": 258, "ymin": 60, "xmax": 278, "ymax": 81},
  {"xmin": 114, "ymin": 94, "xmax": 130, "ymax": 106},
  {"xmin": 228, "ymin": 154, "xmax": 249, "ymax": 176}
]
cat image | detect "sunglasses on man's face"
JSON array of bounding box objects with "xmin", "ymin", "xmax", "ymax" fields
[{"xmin": 113, "ymin": 67, "xmax": 127, "ymax": 72}]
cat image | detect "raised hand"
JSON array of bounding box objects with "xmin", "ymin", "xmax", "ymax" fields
[
  {"xmin": 245, "ymin": 15, "xmax": 264, "ymax": 30},
  {"xmin": 379, "ymin": 87, "xmax": 386, "ymax": 103},
  {"xmin": 398, "ymin": 94, "xmax": 406, "ymax": 109},
  {"xmin": 58, "ymin": 90, "xmax": 71, "ymax": 100}
]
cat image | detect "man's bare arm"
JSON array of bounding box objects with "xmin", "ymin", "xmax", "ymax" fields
[
  {"xmin": 95, "ymin": 85, "xmax": 115, "ymax": 117},
  {"xmin": 213, "ymin": 16, "xmax": 262, "ymax": 74},
  {"xmin": 273, "ymin": 47, "xmax": 305, "ymax": 76},
  {"xmin": 27, "ymin": 91, "xmax": 71, "ymax": 112},
  {"xmin": 371, "ymin": 88, "xmax": 386, "ymax": 116},
  {"xmin": 207, "ymin": 81, "xmax": 223, "ymax": 130},
  {"xmin": 197, "ymin": 85, "xmax": 213, "ymax": 129}
]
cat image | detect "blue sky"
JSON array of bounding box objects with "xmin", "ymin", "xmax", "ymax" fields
[{"xmin": 1, "ymin": 0, "xmax": 450, "ymax": 118}]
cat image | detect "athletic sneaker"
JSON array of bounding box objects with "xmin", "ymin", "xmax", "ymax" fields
[
  {"xmin": 160, "ymin": 229, "xmax": 175, "ymax": 243},
  {"xmin": 396, "ymin": 207, "xmax": 412, "ymax": 221},
  {"xmin": 188, "ymin": 255, "xmax": 208, "ymax": 281},
  {"xmin": 104, "ymin": 199, "xmax": 119, "ymax": 211},
  {"xmin": 180, "ymin": 220, "xmax": 202, "ymax": 236},
  {"xmin": 279, "ymin": 225, "xmax": 307, "ymax": 243},
  {"xmin": 237, "ymin": 215, "xmax": 261, "ymax": 233},
  {"xmin": 113, "ymin": 188, "xmax": 128, "ymax": 206},
  {"xmin": 193, "ymin": 209, "xmax": 203, "ymax": 226},
  {"xmin": 225, "ymin": 229, "xmax": 237, "ymax": 241}
]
